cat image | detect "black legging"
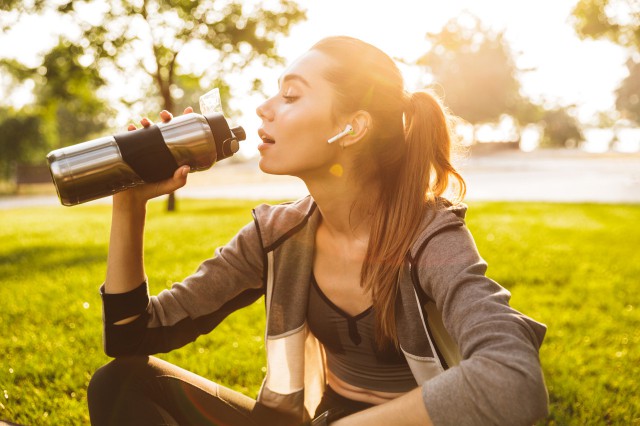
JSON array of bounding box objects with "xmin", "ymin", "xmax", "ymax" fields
[{"xmin": 87, "ymin": 356, "xmax": 373, "ymax": 426}]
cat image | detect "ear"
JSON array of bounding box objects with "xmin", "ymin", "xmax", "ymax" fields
[{"xmin": 341, "ymin": 110, "xmax": 371, "ymax": 148}]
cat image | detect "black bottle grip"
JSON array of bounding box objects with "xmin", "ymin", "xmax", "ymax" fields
[{"xmin": 114, "ymin": 125, "xmax": 179, "ymax": 182}]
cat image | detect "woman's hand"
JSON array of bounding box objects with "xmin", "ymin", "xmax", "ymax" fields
[
  {"xmin": 113, "ymin": 107, "xmax": 194, "ymax": 208},
  {"xmin": 330, "ymin": 388, "xmax": 432, "ymax": 426}
]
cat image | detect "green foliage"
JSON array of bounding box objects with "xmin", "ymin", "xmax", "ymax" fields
[
  {"xmin": 418, "ymin": 13, "xmax": 525, "ymax": 125},
  {"xmin": 419, "ymin": 13, "xmax": 589, "ymax": 146},
  {"xmin": 539, "ymin": 107, "xmax": 584, "ymax": 148},
  {"xmin": 36, "ymin": 39, "xmax": 114, "ymax": 148},
  {"xmin": 0, "ymin": 199, "xmax": 639, "ymax": 424},
  {"xmin": 45, "ymin": 0, "xmax": 307, "ymax": 113},
  {"xmin": 571, "ymin": 0, "xmax": 640, "ymax": 123},
  {"xmin": 616, "ymin": 59, "xmax": 640, "ymax": 124},
  {"xmin": 0, "ymin": 37, "xmax": 112, "ymax": 173},
  {"xmin": 0, "ymin": 108, "xmax": 45, "ymax": 178},
  {"xmin": 571, "ymin": 0, "xmax": 640, "ymax": 50}
]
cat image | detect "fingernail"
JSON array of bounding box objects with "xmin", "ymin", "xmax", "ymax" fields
[{"xmin": 182, "ymin": 166, "xmax": 190, "ymax": 176}]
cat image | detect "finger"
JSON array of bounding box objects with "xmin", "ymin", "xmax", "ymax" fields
[
  {"xmin": 140, "ymin": 117, "xmax": 153, "ymax": 128},
  {"xmin": 184, "ymin": 106, "xmax": 194, "ymax": 114},
  {"xmin": 156, "ymin": 166, "xmax": 190, "ymax": 195},
  {"xmin": 159, "ymin": 110, "xmax": 173, "ymax": 123},
  {"xmin": 170, "ymin": 165, "xmax": 190, "ymax": 190},
  {"xmin": 140, "ymin": 117, "xmax": 153, "ymax": 127},
  {"xmin": 174, "ymin": 165, "xmax": 190, "ymax": 179}
]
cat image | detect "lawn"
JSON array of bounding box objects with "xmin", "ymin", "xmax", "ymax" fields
[{"xmin": 0, "ymin": 199, "xmax": 638, "ymax": 425}]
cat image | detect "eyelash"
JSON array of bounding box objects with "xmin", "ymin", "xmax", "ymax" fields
[{"xmin": 282, "ymin": 95, "xmax": 299, "ymax": 104}]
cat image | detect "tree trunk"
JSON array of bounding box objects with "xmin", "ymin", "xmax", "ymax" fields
[
  {"xmin": 159, "ymin": 63, "xmax": 176, "ymax": 212},
  {"xmin": 167, "ymin": 192, "xmax": 176, "ymax": 212}
]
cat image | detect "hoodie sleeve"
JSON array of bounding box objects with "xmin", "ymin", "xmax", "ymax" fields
[
  {"xmin": 415, "ymin": 223, "xmax": 549, "ymax": 426},
  {"xmin": 101, "ymin": 219, "xmax": 265, "ymax": 357}
]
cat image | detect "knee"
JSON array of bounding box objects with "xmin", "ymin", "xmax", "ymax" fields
[
  {"xmin": 88, "ymin": 356, "xmax": 157, "ymax": 425},
  {"xmin": 88, "ymin": 356, "xmax": 150, "ymax": 403}
]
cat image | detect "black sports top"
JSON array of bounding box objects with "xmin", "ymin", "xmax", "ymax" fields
[{"xmin": 307, "ymin": 274, "xmax": 417, "ymax": 393}]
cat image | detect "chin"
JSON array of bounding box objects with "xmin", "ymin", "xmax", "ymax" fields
[{"xmin": 258, "ymin": 158, "xmax": 288, "ymax": 175}]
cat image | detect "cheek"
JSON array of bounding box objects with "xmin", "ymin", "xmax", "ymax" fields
[{"xmin": 279, "ymin": 102, "xmax": 334, "ymax": 143}]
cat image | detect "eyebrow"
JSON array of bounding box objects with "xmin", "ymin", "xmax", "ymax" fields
[{"xmin": 279, "ymin": 73, "xmax": 311, "ymax": 88}]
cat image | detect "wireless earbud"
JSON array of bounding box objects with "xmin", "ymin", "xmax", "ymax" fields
[{"xmin": 327, "ymin": 124, "xmax": 354, "ymax": 144}]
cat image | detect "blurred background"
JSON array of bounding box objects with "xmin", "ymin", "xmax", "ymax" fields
[
  {"xmin": 0, "ymin": 0, "xmax": 638, "ymax": 208},
  {"xmin": 1, "ymin": 2, "xmax": 639, "ymax": 425}
]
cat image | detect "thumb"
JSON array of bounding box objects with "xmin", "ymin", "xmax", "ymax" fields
[
  {"xmin": 155, "ymin": 166, "xmax": 190, "ymax": 195},
  {"xmin": 171, "ymin": 165, "xmax": 190, "ymax": 189}
]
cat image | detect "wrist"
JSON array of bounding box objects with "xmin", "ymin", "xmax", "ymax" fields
[{"xmin": 113, "ymin": 190, "xmax": 148, "ymax": 213}]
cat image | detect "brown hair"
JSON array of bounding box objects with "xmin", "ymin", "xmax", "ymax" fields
[{"xmin": 311, "ymin": 36, "xmax": 466, "ymax": 346}]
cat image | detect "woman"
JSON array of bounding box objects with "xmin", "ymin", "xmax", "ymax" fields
[{"xmin": 88, "ymin": 36, "xmax": 549, "ymax": 425}]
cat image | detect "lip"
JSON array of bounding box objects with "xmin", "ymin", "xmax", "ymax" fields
[
  {"xmin": 258, "ymin": 128, "xmax": 275, "ymax": 142},
  {"xmin": 257, "ymin": 142, "xmax": 273, "ymax": 152},
  {"xmin": 257, "ymin": 128, "xmax": 276, "ymax": 152}
]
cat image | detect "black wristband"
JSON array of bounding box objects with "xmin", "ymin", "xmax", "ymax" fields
[{"xmin": 100, "ymin": 281, "xmax": 149, "ymax": 324}]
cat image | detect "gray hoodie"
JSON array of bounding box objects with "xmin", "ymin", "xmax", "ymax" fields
[{"xmin": 101, "ymin": 196, "xmax": 549, "ymax": 425}]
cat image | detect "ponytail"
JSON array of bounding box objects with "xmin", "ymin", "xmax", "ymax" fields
[
  {"xmin": 362, "ymin": 89, "xmax": 466, "ymax": 348},
  {"xmin": 404, "ymin": 90, "xmax": 466, "ymax": 203}
]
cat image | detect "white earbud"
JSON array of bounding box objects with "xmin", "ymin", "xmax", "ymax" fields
[{"xmin": 327, "ymin": 124, "xmax": 354, "ymax": 144}]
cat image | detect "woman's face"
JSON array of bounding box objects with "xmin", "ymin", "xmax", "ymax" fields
[{"xmin": 256, "ymin": 50, "xmax": 343, "ymax": 177}]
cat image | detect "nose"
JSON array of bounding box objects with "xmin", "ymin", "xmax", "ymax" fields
[{"xmin": 256, "ymin": 98, "xmax": 274, "ymax": 121}]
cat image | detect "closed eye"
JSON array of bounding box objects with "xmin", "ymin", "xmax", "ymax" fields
[{"xmin": 283, "ymin": 95, "xmax": 299, "ymax": 104}]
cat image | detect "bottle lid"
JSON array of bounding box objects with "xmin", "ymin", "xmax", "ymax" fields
[{"xmin": 231, "ymin": 126, "xmax": 246, "ymax": 141}]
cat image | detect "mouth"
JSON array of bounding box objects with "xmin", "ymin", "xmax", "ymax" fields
[{"xmin": 258, "ymin": 129, "xmax": 276, "ymax": 144}]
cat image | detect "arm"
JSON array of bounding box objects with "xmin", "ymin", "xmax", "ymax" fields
[
  {"xmin": 100, "ymin": 120, "xmax": 265, "ymax": 355},
  {"xmin": 101, "ymin": 217, "xmax": 265, "ymax": 356},
  {"xmin": 416, "ymin": 225, "xmax": 548, "ymax": 425},
  {"xmin": 336, "ymin": 224, "xmax": 548, "ymax": 426},
  {"xmin": 103, "ymin": 109, "xmax": 191, "ymax": 323},
  {"xmin": 331, "ymin": 387, "xmax": 433, "ymax": 426}
]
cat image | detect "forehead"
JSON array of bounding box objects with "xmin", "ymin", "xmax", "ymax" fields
[{"xmin": 279, "ymin": 50, "xmax": 334, "ymax": 87}]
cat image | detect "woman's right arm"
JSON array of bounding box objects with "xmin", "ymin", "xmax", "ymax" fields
[
  {"xmin": 103, "ymin": 109, "xmax": 191, "ymax": 323},
  {"xmin": 100, "ymin": 108, "xmax": 265, "ymax": 356}
]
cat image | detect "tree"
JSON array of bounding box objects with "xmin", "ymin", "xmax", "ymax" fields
[
  {"xmin": 417, "ymin": 13, "xmax": 525, "ymax": 130},
  {"xmin": 616, "ymin": 59, "xmax": 640, "ymax": 124},
  {"xmin": 0, "ymin": 38, "xmax": 112, "ymax": 180},
  {"xmin": 539, "ymin": 107, "xmax": 583, "ymax": 148},
  {"xmin": 0, "ymin": 108, "xmax": 45, "ymax": 180},
  {"xmin": 571, "ymin": 0, "xmax": 639, "ymax": 50},
  {"xmin": 2, "ymin": 0, "xmax": 306, "ymax": 210},
  {"xmin": 572, "ymin": 0, "xmax": 640, "ymax": 123},
  {"xmin": 34, "ymin": 39, "xmax": 114, "ymax": 148}
]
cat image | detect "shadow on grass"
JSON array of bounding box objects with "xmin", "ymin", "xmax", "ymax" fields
[{"xmin": 0, "ymin": 244, "xmax": 106, "ymax": 276}]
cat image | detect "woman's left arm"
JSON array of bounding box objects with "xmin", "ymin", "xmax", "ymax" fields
[
  {"xmin": 414, "ymin": 224, "xmax": 548, "ymax": 425},
  {"xmin": 338, "ymin": 223, "xmax": 549, "ymax": 426},
  {"xmin": 331, "ymin": 387, "xmax": 432, "ymax": 426}
]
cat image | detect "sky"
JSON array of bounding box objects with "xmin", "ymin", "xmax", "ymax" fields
[{"xmin": 0, "ymin": 0, "xmax": 631, "ymax": 151}]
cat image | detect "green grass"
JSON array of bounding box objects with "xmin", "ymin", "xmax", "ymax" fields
[{"xmin": 0, "ymin": 199, "xmax": 639, "ymax": 425}]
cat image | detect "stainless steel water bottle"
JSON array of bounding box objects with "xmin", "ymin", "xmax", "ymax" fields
[{"xmin": 46, "ymin": 112, "xmax": 246, "ymax": 206}]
